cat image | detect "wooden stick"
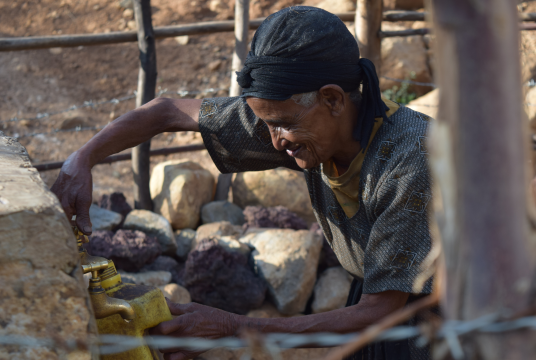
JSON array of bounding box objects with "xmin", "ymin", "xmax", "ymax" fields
[
  {"xmin": 32, "ymin": 144, "xmax": 206, "ymax": 171},
  {"xmin": 355, "ymin": 0, "xmax": 383, "ymax": 74},
  {"xmin": 0, "ymin": 12, "xmax": 396, "ymax": 52},
  {"xmin": 132, "ymin": 0, "xmax": 156, "ymax": 211},
  {"xmin": 383, "ymin": 10, "xmax": 425, "ymax": 21},
  {"xmin": 2, "ymin": 12, "xmax": 536, "ymax": 52},
  {"xmin": 229, "ymin": 0, "xmax": 249, "ymax": 97},
  {"xmin": 214, "ymin": 0, "xmax": 250, "ymax": 202},
  {"xmin": 380, "ymin": 28, "xmax": 430, "ymax": 37}
]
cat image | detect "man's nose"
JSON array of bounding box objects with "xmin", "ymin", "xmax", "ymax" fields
[{"xmin": 271, "ymin": 130, "xmax": 289, "ymax": 151}]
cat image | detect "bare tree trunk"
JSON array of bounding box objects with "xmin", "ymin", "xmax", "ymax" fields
[
  {"xmin": 132, "ymin": 0, "xmax": 156, "ymax": 210},
  {"xmin": 429, "ymin": 0, "xmax": 535, "ymax": 358},
  {"xmin": 355, "ymin": 0, "xmax": 382, "ymax": 74}
]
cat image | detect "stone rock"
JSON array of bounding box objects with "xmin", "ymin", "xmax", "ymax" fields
[
  {"xmin": 184, "ymin": 240, "xmax": 266, "ymax": 314},
  {"xmin": 59, "ymin": 116, "xmax": 88, "ymax": 130},
  {"xmin": 159, "ymin": 283, "xmax": 191, "ymax": 304},
  {"xmin": 141, "ymin": 255, "xmax": 183, "ymax": 284},
  {"xmin": 240, "ymin": 229, "xmax": 323, "ymax": 315},
  {"xmin": 212, "ymin": 235, "xmax": 251, "ymax": 256},
  {"xmin": 194, "ymin": 221, "xmax": 242, "ymax": 250},
  {"xmin": 87, "ymin": 230, "xmax": 161, "ymax": 272},
  {"xmin": 123, "ymin": 209, "xmax": 177, "ymax": 256},
  {"xmin": 98, "ymin": 191, "xmax": 132, "ymax": 218},
  {"xmin": 150, "ymin": 160, "xmax": 215, "ymax": 230},
  {"xmin": 175, "ymin": 228, "xmax": 196, "ymax": 261},
  {"xmin": 0, "ymin": 133, "xmax": 95, "ymax": 359},
  {"xmin": 407, "ymin": 88, "xmax": 439, "ymax": 119},
  {"xmin": 232, "ymin": 168, "xmax": 315, "ymax": 224},
  {"xmin": 243, "ymin": 205, "xmax": 308, "ymax": 230},
  {"xmin": 89, "ymin": 203, "xmax": 122, "ymax": 231},
  {"xmin": 311, "ymin": 267, "xmax": 353, "ymax": 314},
  {"xmin": 380, "ymin": 29, "xmax": 432, "ymax": 97},
  {"xmin": 175, "ymin": 35, "xmax": 189, "ymax": 45},
  {"xmin": 49, "ymin": 47, "xmax": 64, "ymax": 55},
  {"xmin": 89, "ymin": 230, "xmax": 161, "ymax": 270},
  {"xmin": 201, "ymin": 200, "xmax": 245, "ymax": 225},
  {"xmin": 119, "ymin": 270, "xmax": 172, "ymax": 286},
  {"xmin": 207, "ymin": 59, "xmax": 222, "ymax": 72},
  {"xmin": 122, "ymin": 8, "xmax": 134, "ymax": 19}
]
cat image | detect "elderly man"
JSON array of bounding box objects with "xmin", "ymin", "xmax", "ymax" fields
[{"xmin": 52, "ymin": 6, "xmax": 435, "ymax": 360}]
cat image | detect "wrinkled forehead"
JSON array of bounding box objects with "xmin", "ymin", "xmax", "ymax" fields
[{"xmin": 246, "ymin": 96, "xmax": 303, "ymax": 122}]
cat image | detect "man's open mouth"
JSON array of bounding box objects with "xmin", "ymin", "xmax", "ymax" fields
[{"xmin": 286, "ymin": 144, "xmax": 302, "ymax": 157}]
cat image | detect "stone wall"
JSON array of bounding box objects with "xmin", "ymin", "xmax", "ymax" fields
[{"xmin": 0, "ymin": 133, "xmax": 97, "ymax": 360}]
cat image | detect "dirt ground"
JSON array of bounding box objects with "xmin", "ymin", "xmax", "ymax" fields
[{"xmin": 0, "ymin": 0, "xmax": 309, "ymax": 205}]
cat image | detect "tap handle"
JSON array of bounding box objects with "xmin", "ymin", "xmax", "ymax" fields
[
  {"xmin": 82, "ymin": 260, "xmax": 109, "ymax": 279},
  {"xmin": 72, "ymin": 225, "xmax": 89, "ymax": 243}
]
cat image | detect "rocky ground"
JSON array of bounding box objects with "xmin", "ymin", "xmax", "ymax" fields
[
  {"xmin": 85, "ymin": 165, "xmax": 345, "ymax": 316},
  {"xmin": 85, "ymin": 164, "xmax": 350, "ymax": 359}
]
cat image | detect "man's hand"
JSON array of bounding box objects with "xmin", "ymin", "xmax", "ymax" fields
[
  {"xmin": 51, "ymin": 151, "xmax": 94, "ymax": 234},
  {"xmin": 49, "ymin": 98, "xmax": 202, "ymax": 235},
  {"xmin": 149, "ymin": 300, "xmax": 239, "ymax": 360}
]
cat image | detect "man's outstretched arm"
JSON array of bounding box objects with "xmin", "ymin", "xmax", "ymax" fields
[
  {"xmin": 149, "ymin": 290, "xmax": 409, "ymax": 360},
  {"xmin": 51, "ymin": 98, "xmax": 202, "ymax": 235}
]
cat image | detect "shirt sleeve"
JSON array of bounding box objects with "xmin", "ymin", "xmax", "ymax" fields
[
  {"xmin": 362, "ymin": 127, "xmax": 434, "ymax": 295},
  {"xmin": 198, "ymin": 96, "xmax": 302, "ymax": 173}
]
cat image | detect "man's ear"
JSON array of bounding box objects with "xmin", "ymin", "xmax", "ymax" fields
[{"xmin": 318, "ymin": 84, "xmax": 346, "ymax": 116}]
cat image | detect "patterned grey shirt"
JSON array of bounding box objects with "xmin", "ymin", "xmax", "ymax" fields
[{"xmin": 199, "ymin": 96, "xmax": 434, "ymax": 295}]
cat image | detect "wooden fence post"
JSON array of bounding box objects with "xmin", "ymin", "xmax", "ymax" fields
[
  {"xmin": 229, "ymin": 0, "xmax": 249, "ymax": 97},
  {"xmin": 429, "ymin": 0, "xmax": 536, "ymax": 358},
  {"xmin": 215, "ymin": 0, "xmax": 249, "ymax": 202},
  {"xmin": 132, "ymin": 0, "xmax": 156, "ymax": 210},
  {"xmin": 355, "ymin": 0, "xmax": 382, "ymax": 74}
]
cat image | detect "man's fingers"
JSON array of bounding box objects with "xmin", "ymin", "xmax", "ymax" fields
[
  {"xmin": 166, "ymin": 298, "xmax": 187, "ymax": 316},
  {"xmin": 75, "ymin": 195, "xmax": 93, "ymax": 235},
  {"xmin": 164, "ymin": 351, "xmax": 191, "ymax": 360},
  {"xmin": 149, "ymin": 315, "xmax": 188, "ymax": 336}
]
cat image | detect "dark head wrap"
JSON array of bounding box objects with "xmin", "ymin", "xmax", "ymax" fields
[{"xmin": 236, "ymin": 6, "xmax": 389, "ymax": 148}]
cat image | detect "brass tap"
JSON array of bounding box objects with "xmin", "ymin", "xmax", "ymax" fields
[
  {"xmin": 73, "ymin": 226, "xmax": 123, "ymax": 290},
  {"xmin": 82, "ymin": 260, "xmax": 135, "ymax": 321},
  {"xmin": 73, "ymin": 226, "xmax": 105, "ymax": 264}
]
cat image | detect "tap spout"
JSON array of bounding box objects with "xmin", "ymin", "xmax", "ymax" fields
[{"xmin": 90, "ymin": 291, "xmax": 136, "ymax": 320}]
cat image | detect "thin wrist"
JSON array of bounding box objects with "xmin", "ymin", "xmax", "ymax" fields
[
  {"xmin": 76, "ymin": 146, "xmax": 99, "ymax": 168},
  {"xmin": 229, "ymin": 314, "xmax": 246, "ymax": 337},
  {"xmin": 64, "ymin": 149, "xmax": 93, "ymax": 170}
]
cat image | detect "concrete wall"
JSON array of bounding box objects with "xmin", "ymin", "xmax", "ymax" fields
[{"xmin": 0, "ymin": 133, "xmax": 97, "ymax": 359}]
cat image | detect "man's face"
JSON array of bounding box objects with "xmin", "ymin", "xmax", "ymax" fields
[{"xmin": 246, "ymin": 96, "xmax": 342, "ymax": 169}]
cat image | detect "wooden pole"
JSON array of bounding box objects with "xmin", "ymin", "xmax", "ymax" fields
[
  {"xmin": 33, "ymin": 144, "xmax": 206, "ymax": 171},
  {"xmin": 429, "ymin": 0, "xmax": 536, "ymax": 358},
  {"xmin": 3, "ymin": 12, "xmax": 536, "ymax": 52},
  {"xmin": 132, "ymin": 0, "xmax": 156, "ymax": 210},
  {"xmin": 229, "ymin": 0, "xmax": 249, "ymax": 97},
  {"xmin": 355, "ymin": 0, "xmax": 383, "ymax": 75},
  {"xmin": 214, "ymin": 0, "xmax": 249, "ymax": 202}
]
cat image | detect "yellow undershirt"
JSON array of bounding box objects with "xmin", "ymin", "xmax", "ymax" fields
[{"xmin": 322, "ymin": 99, "xmax": 400, "ymax": 218}]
